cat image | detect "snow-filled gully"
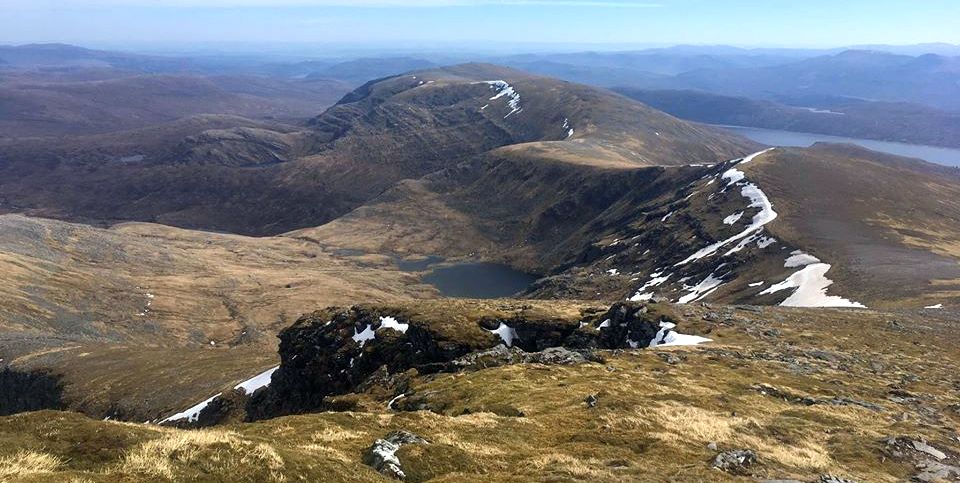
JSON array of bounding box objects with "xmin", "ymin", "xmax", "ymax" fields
[
  {"xmin": 626, "ymin": 148, "xmax": 864, "ymax": 309},
  {"xmin": 480, "ymin": 80, "xmax": 522, "ymax": 118},
  {"xmin": 159, "ymin": 366, "xmax": 279, "ymax": 424}
]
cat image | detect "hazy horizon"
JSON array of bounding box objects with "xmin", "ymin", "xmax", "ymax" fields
[{"xmin": 2, "ymin": 0, "xmax": 958, "ymax": 52}]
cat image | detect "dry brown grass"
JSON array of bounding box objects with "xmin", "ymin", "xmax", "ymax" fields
[
  {"xmin": 524, "ymin": 453, "xmax": 620, "ymax": 479},
  {"xmin": 309, "ymin": 426, "xmax": 368, "ymax": 443},
  {"xmin": 297, "ymin": 443, "xmax": 352, "ymax": 463},
  {"xmin": 0, "ymin": 450, "xmax": 63, "ymax": 479},
  {"xmin": 639, "ymin": 401, "xmax": 760, "ymax": 443},
  {"xmin": 120, "ymin": 428, "xmax": 284, "ymax": 480},
  {"xmin": 2, "ymin": 302, "xmax": 958, "ymax": 482}
]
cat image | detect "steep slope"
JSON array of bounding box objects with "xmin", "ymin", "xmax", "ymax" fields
[
  {"xmin": 6, "ymin": 137, "xmax": 958, "ymax": 425},
  {"xmin": 307, "ymin": 142, "xmax": 960, "ymax": 309},
  {"xmin": 744, "ymin": 144, "xmax": 960, "ymax": 307},
  {"xmin": 0, "ymin": 63, "xmax": 755, "ymax": 235},
  {"xmin": 546, "ymin": 145, "xmax": 960, "ymax": 308}
]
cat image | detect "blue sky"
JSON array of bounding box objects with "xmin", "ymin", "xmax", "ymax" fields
[{"xmin": 1, "ymin": 0, "xmax": 958, "ymax": 51}]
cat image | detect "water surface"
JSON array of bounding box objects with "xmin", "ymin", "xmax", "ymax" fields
[
  {"xmin": 422, "ymin": 262, "xmax": 538, "ymax": 298},
  {"xmin": 717, "ymin": 125, "xmax": 960, "ymax": 167}
]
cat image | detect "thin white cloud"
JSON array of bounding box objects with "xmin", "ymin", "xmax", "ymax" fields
[{"xmin": 4, "ymin": 0, "xmax": 662, "ymax": 8}]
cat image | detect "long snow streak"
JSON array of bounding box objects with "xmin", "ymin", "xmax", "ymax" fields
[{"xmin": 674, "ymin": 149, "xmax": 777, "ymax": 267}]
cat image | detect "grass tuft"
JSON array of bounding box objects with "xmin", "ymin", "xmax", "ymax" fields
[
  {"xmin": 0, "ymin": 450, "xmax": 63, "ymax": 478},
  {"xmin": 120, "ymin": 428, "xmax": 284, "ymax": 480}
]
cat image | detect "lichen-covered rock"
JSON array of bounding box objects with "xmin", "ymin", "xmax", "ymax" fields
[
  {"xmin": 712, "ymin": 449, "xmax": 757, "ymax": 475},
  {"xmin": 362, "ymin": 430, "xmax": 428, "ymax": 480}
]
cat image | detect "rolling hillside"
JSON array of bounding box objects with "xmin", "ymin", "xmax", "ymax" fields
[{"xmin": 0, "ymin": 63, "xmax": 755, "ymax": 235}]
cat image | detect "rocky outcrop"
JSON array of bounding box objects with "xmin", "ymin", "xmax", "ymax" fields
[
  {"xmin": 594, "ymin": 302, "xmax": 677, "ymax": 349},
  {"xmin": 246, "ymin": 301, "xmax": 690, "ymax": 420},
  {"xmin": 246, "ymin": 305, "xmax": 486, "ymax": 420},
  {"xmin": 882, "ymin": 436, "xmax": 959, "ymax": 482}
]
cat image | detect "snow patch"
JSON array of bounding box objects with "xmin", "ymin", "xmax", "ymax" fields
[
  {"xmin": 629, "ymin": 272, "xmax": 671, "ymax": 302},
  {"xmin": 784, "ymin": 250, "xmax": 821, "ymax": 268},
  {"xmin": 723, "ymin": 168, "xmax": 745, "ymax": 186},
  {"xmin": 562, "ymin": 117, "xmax": 574, "ymax": 138},
  {"xmin": 674, "ymin": 150, "xmax": 779, "ymax": 266},
  {"xmin": 924, "ymin": 303, "xmax": 944, "ymax": 309},
  {"xmin": 379, "ymin": 316, "xmax": 409, "ymax": 334},
  {"xmin": 760, "ymin": 263, "xmax": 864, "ymax": 308},
  {"xmin": 740, "ymin": 147, "xmax": 775, "ymax": 164},
  {"xmin": 159, "ymin": 394, "xmax": 219, "ymax": 424},
  {"xmin": 387, "ymin": 393, "xmax": 407, "ymax": 410},
  {"xmin": 235, "ymin": 366, "xmax": 279, "ymax": 395},
  {"xmin": 757, "ymin": 236, "xmax": 777, "ymax": 248},
  {"xmin": 353, "ymin": 324, "xmax": 376, "ymax": 347},
  {"xmin": 489, "ymin": 322, "xmax": 518, "ymax": 347},
  {"xmin": 799, "ymin": 106, "xmax": 845, "ymax": 115},
  {"xmin": 649, "ymin": 321, "xmax": 711, "ymax": 347},
  {"xmin": 160, "ymin": 365, "xmax": 280, "ymax": 424},
  {"xmin": 607, "ymin": 268, "xmax": 620, "ymax": 276},
  {"xmin": 678, "ymin": 272, "xmax": 725, "ymax": 304}
]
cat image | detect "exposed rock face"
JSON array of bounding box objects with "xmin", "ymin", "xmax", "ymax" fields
[
  {"xmin": 594, "ymin": 302, "xmax": 678, "ymax": 349},
  {"xmin": 247, "ymin": 305, "xmax": 487, "ymax": 420},
  {"xmin": 246, "ymin": 301, "xmax": 689, "ymax": 420},
  {"xmin": 0, "ymin": 368, "xmax": 64, "ymax": 416},
  {"xmin": 194, "ymin": 388, "xmax": 250, "ymax": 427}
]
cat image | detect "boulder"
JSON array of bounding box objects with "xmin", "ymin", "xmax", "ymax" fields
[
  {"xmin": 362, "ymin": 430, "xmax": 429, "ymax": 480},
  {"xmin": 712, "ymin": 449, "xmax": 757, "ymax": 475}
]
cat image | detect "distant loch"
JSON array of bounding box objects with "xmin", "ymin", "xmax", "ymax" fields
[{"xmin": 718, "ymin": 125, "xmax": 960, "ymax": 168}]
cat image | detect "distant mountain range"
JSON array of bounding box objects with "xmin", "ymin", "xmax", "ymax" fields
[
  {"xmin": 492, "ymin": 49, "xmax": 960, "ymax": 112},
  {"xmin": 669, "ymin": 50, "xmax": 960, "ymax": 112},
  {"xmin": 614, "ymin": 88, "xmax": 960, "ymax": 149}
]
